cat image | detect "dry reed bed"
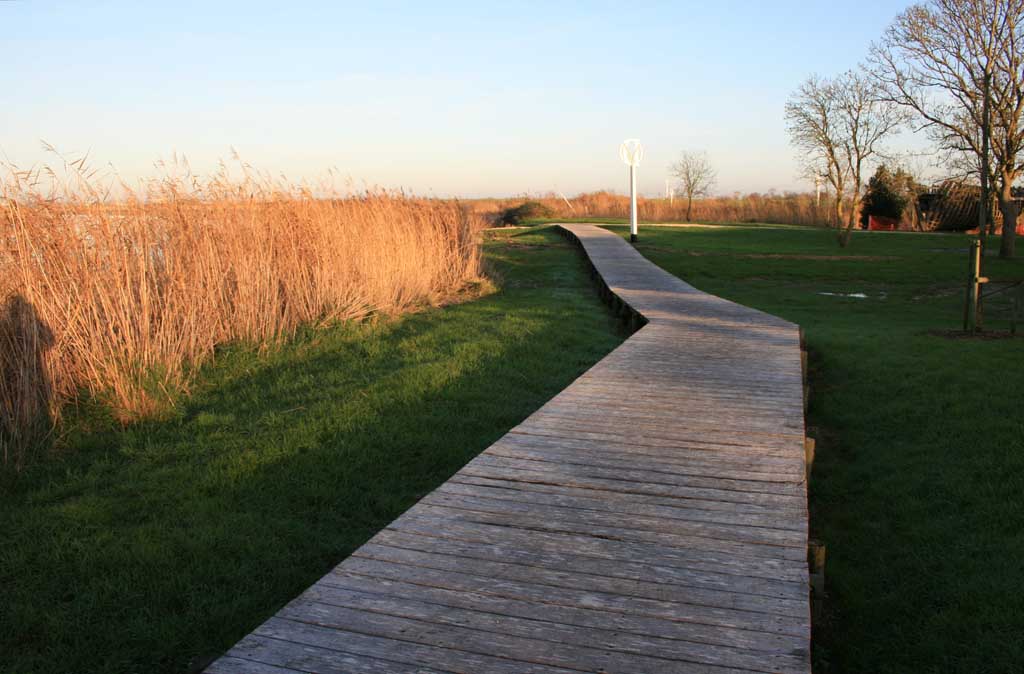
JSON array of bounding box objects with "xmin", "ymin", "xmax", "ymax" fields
[
  {"xmin": 0, "ymin": 170, "xmax": 483, "ymax": 467},
  {"xmin": 471, "ymin": 190, "xmax": 840, "ymax": 226}
]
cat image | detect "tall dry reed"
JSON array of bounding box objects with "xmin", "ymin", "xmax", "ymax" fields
[
  {"xmin": 472, "ymin": 190, "xmax": 844, "ymax": 227},
  {"xmin": 0, "ymin": 163, "xmax": 483, "ymax": 467}
]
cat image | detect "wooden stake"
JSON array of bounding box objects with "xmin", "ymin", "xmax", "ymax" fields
[
  {"xmin": 804, "ymin": 437, "xmax": 816, "ymax": 482},
  {"xmin": 965, "ymin": 240, "xmax": 987, "ymax": 332},
  {"xmin": 808, "ymin": 540, "xmax": 826, "ymax": 597}
]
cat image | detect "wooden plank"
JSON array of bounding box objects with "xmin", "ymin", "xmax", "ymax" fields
[
  {"xmin": 370, "ymin": 528, "xmax": 807, "ymax": 601},
  {"xmin": 418, "ymin": 489, "xmax": 804, "ymax": 548},
  {"xmin": 446, "ymin": 475, "xmax": 806, "ymax": 530},
  {"xmin": 465, "ymin": 454, "xmax": 806, "ymax": 501},
  {"xmin": 219, "ymin": 633, "xmax": 454, "ymax": 673},
  {"xmin": 277, "ymin": 598, "xmax": 761, "ymax": 674},
  {"xmin": 388, "ymin": 515, "xmax": 808, "ymax": 585},
  {"xmin": 296, "ymin": 583, "xmax": 809, "ymax": 674},
  {"xmin": 506, "ymin": 429, "xmax": 804, "ymax": 465},
  {"xmin": 492, "ymin": 432, "xmax": 806, "ymax": 476},
  {"xmin": 486, "ymin": 436, "xmax": 805, "ymax": 482},
  {"xmin": 457, "ymin": 460, "xmax": 807, "ymax": 512},
  {"xmin": 252, "ymin": 617, "xmax": 578, "ymax": 674},
  {"xmin": 478, "ymin": 445, "xmax": 805, "ymax": 494},
  {"xmin": 514, "ymin": 417, "xmax": 806, "ymax": 450},
  {"xmin": 205, "ymin": 223, "xmax": 811, "ymax": 673},
  {"xmin": 434, "ymin": 480, "xmax": 803, "ymax": 538},
  {"xmin": 315, "ymin": 568, "xmax": 804, "ymax": 655},
  {"xmin": 404, "ymin": 501, "xmax": 805, "ymax": 563},
  {"xmin": 508, "ymin": 424, "xmax": 803, "ymax": 455},
  {"xmin": 351, "ymin": 541, "xmax": 808, "ymax": 618},
  {"xmin": 203, "ymin": 656, "xmax": 307, "ymax": 674},
  {"xmin": 328, "ymin": 558, "xmax": 807, "ymax": 640}
]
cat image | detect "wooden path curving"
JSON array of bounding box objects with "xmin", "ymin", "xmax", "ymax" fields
[{"xmin": 206, "ymin": 224, "xmax": 811, "ymax": 674}]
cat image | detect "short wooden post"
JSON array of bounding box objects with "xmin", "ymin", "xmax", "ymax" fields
[
  {"xmin": 804, "ymin": 437, "xmax": 816, "ymax": 482},
  {"xmin": 809, "ymin": 540, "xmax": 826, "ymax": 592},
  {"xmin": 808, "ymin": 539, "xmax": 827, "ymax": 621},
  {"xmin": 964, "ymin": 240, "xmax": 988, "ymax": 332}
]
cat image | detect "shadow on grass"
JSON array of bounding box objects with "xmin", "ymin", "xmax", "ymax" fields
[
  {"xmin": 0, "ymin": 228, "xmax": 625, "ymax": 674},
  {"xmin": 0, "ymin": 295, "xmax": 55, "ymax": 468}
]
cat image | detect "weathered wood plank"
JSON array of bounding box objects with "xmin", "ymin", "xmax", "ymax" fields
[
  {"xmin": 252, "ymin": 617, "xmax": 577, "ymax": 674},
  {"xmin": 277, "ymin": 598, "xmax": 761, "ymax": 674},
  {"xmin": 445, "ymin": 475, "xmax": 806, "ymax": 530},
  {"xmin": 388, "ymin": 514, "xmax": 808, "ymax": 584},
  {"xmin": 475, "ymin": 447, "xmax": 805, "ymax": 494},
  {"xmin": 294, "ymin": 584, "xmax": 809, "ymax": 673},
  {"xmin": 456, "ymin": 461, "xmax": 807, "ymax": 513},
  {"xmin": 487, "ymin": 436, "xmax": 804, "ymax": 482},
  {"xmin": 403, "ymin": 500, "xmax": 805, "ymax": 562},
  {"xmin": 497, "ymin": 430, "xmax": 806, "ymax": 472},
  {"xmin": 351, "ymin": 541, "xmax": 808, "ymax": 617},
  {"xmin": 316, "ymin": 568, "xmax": 804, "ymax": 656},
  {"xmin": 203, "ymin": 655, "xmax": 307, "ymax": 674},
  {"xmin": 328, "ymin": 558, "xmax": 808, "ymax": 639},
  {"xmin": 418, "ymin": 489, "xmax": 805, "ymax": 548},
  {"xmin": 492, "ymin": 432, "xmax": 806, "ymax": 476},
  {"xmin": 370, "ymin": 528, "xmax": 807, "ymax": 600},
  {"xmin": 438, "ymin": 478, "xmax": 804, "ymax": 532}
]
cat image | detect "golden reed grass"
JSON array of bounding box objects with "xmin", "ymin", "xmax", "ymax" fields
[
  {"xmin": 0, "ymin": 163, "xmax": 483, "ymax": 467},
  {"xmin": 471, "ymin": 190, "xmax": 840, "ymax": 227}
]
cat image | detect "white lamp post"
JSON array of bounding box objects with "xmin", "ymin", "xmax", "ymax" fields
[{"xmin": 619, "ymin": 139, "xmax": 644, "ymax": 243}]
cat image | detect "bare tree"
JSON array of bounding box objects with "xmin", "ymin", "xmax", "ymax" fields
[
  {"xmin": 670, "ymin": 151, "xmax": 716, "ymax": 222},
  {"xmin": 786, "ymin": 76, "xmax": 849, "ymax": 228},
  {"xmin": 786, "ymin": 71, "xmax": 906, "ymax": 246},
  {"xmin": 871, "ymin": 0, "xmax": 1024, "ymax": 258}
]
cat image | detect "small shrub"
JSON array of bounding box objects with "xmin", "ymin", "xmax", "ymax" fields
[{"xmin": 497, "ymin": 200, "xmax": 552, "ymax": 226}]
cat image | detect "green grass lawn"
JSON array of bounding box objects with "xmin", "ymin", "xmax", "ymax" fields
[
  {"xmin": 618, "ymin": 223, "xmax": 1024, "ymax": 674},
  {"xmin": 0, "ymin": 227, "xmax": 624, "ymax": 674}
]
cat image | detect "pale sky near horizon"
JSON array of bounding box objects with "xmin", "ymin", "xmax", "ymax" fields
[{"xmin": 2, "ymin": 1, "xmax": 920, "ymax": 198}]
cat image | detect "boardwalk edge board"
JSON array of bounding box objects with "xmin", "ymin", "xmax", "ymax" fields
[{"xmin": 206, "ymin": 223, "xmax": 812, "ymax": 673}]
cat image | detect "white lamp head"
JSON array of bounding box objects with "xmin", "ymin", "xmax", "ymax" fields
[{"xmin": 619, "ymin": 139, "xmax": 644, "ymax": 167}]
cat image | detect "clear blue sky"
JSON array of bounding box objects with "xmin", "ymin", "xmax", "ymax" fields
[{"xmin": 2, "ymin": 1, "xmax": 914, "ymax": 197}]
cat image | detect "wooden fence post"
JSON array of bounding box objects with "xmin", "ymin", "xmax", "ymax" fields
[
  {"xmin": 804, "ymin": 437, "xmax": 816, "ymax": 483},
  {"xmin": 964, "ymin": 240, "xmax": 989, "ymax": 332}
]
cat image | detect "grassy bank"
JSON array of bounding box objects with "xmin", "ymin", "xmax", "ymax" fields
[
  {"xmin": 623, "ymin": 224, "xmax": 1024, "ymax": 674},
  {"xmin": 0, "ymin": 227, "xmax": 624, "ymax": 674}
]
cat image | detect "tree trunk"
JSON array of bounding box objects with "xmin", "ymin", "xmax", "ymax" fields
[
  {"xmin": 998, "ymin": 178, "xmax": 1017, "ymax": 259},
  {"xmin": 833, "ymin": 194, "xmax": 844, "ymax": 230},
  {"xmin": 838, "ymin": 193, "xmax": 860, "ymax": 248},
  {"xmin": 979, "ymin": 70, "xmax": 991, "ymax": 252},
  {"xmin": 686, "ymin": 195, "xmax": 693, "ymax": 222}
]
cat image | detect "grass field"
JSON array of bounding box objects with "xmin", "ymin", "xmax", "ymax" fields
[
  {"xmin": 0, "ymin": 228, "xmax": 623, "ymax": 674},
  {"xmin": 618, "ymin": 223, "xmax": 1024, "ymax": 674}
]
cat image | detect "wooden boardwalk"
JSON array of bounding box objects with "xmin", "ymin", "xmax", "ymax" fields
[{"xmin": 207, "ymin": 224, "xmax": 811, "ymax": 674}]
